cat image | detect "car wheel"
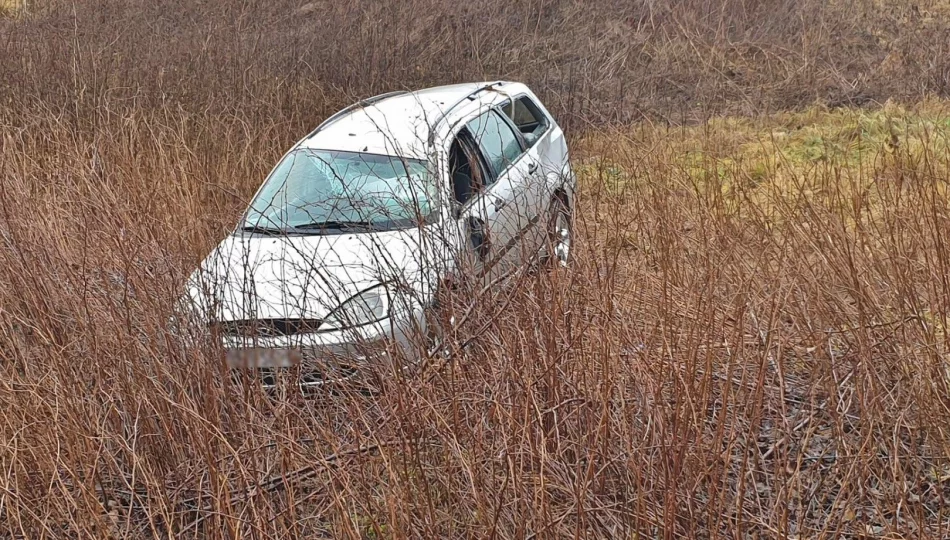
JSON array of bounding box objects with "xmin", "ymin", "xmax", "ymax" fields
[{"xmin": 544, "ymin": 194, "xmax": 572, "ymax": 268}]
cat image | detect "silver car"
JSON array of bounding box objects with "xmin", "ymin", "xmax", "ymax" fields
[{"xmin": 183, "ymin": 81, "xmax": 576, "ymax": 387}]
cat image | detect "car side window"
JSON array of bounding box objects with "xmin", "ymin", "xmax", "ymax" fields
[
  {"xmin": 501, "ymin": 96, "xmax": 549, "ymax": 147},
  {"xmin": 466, "ymin": 110, "xmax": 524, "ymax": 181}
]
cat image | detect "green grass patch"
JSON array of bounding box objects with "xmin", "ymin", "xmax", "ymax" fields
[{"xmin": 580, "ymin": 101, "xmax": 950, "ymax": 227}]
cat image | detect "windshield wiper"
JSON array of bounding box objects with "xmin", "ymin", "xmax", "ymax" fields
[
  {"xmin": 293, "ymin": 220, "xmax": 376, "ymax": 232},
  {"xmin": 239, "ymin": 225, "xmax": 288, "ymax": 236}
]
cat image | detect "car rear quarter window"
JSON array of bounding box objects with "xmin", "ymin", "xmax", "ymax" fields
[
  {"xmin": 502, "ymin": 96, "xmax": 549, "ymax": 147},
  {"xmin": 466, "ymin": 110, "xmax": 524, "ymax": 179}
]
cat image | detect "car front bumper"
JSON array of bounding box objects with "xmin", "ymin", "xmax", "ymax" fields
[{"xmin": 220, "ymin": 307, "xmax": 426, "ymax": 390}]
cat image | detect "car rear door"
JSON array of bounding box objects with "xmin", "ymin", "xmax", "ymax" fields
[
  {"xmin": 500, "ymin": 94, "xmax": 562, "ymax": 253},
  {"xmin": 463, "ymin": 107, "xmax": 534, "ymax": 278}
]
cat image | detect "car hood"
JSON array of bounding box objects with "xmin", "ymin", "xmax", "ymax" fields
[{"xmin": 187, "ymin": 228, "xmax": 441, "ymax": 322}]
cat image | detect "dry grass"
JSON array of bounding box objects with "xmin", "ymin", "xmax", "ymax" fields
[
  {"xmin": 3, "ymin": 1, "xmax": 950, "ymax": 538},
  {"xmin": 4, "ymin": 0, "xmax": 950, "ymax": 125},
  {"xmin": 0, "ymin": 0, "xmax": 19, "ymax": 14}
]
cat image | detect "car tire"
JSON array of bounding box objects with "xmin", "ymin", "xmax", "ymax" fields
[{"xmin": 542, "ymin": 193, "xmax": 572, "ymax": 268}]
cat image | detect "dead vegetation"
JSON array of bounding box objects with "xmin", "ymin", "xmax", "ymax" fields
[
  {"xmin": 4, "ymin": 0, "xmax": 950, "ymax": 127},
  {"xmin": 2, "ymin": 0, "xmax": 950, "ymax": 538}
]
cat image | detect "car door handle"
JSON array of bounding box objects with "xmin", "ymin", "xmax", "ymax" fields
[
  {"xmin": 527, "ymin": 162, "xmax": 539, "ymax": 175},
  {"xmin": 493, "ymin": 196, "xmax": 507, "ymax": 212}
]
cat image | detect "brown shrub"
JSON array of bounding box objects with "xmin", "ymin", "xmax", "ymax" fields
[
  {"xmin": 3, "ymin": 1, "xmax": 950, "ymax": 538},
  {"xmin": 3, "ymin": 0, "xmax": 950, "ymax": 127}
]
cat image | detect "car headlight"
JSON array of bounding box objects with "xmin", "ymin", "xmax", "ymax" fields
[{"xmin": 322, "ymin": 286, "xmax": 390, "ymax": 331}]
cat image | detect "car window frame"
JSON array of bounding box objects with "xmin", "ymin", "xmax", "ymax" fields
[
  {"xmin": 445, "ymin": 126, "xmax": 496, "ymax": 217},
  {"xmin": 493, "ymin": 100, "xmax": 530, "ymax": 151},
  {"xmin": 465, "ymin": 105, "xmax": 528, "ymax": 183}
]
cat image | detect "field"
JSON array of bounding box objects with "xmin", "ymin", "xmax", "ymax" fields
[{"xmin": 3, "ymin": 0, "xmax": 950, "ymax": 538}]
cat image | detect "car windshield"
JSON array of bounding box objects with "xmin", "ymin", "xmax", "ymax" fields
[{"xmin": 241, "ymin": 149, "xmax": 438, "ymax": 232}]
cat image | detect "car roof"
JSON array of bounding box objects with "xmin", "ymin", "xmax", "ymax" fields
[{"xmin": 298, "ymin": 81, "xmax": 523, "ymax": 160}]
